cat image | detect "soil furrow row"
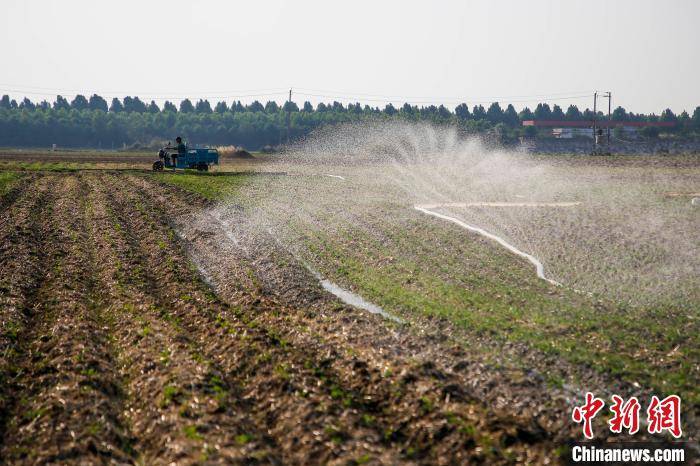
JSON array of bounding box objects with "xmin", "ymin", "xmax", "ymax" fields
[
  {"xmin": 0, "ymin": 176, "xmax": 51, "ymax": 357},
  {"xmin": 0, "ymin": 175, "xmax": 56, "ymax": 438},
  {"xmin": 83, "ymin": 174, "xmax": 281, "ymax": 465},
  {"xmin": 0, "ymin": 174, "xmax": 31, "ymax": 216},
  {"xmin": 0, "ymin": 174, "xmax": 134, "ymax": 464}
]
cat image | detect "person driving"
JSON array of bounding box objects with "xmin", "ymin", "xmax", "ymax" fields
[{"xmin": 166, "ymin": 136, "xmax": 187, "ymax": 169}]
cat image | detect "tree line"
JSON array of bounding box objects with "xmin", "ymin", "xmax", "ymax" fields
[{"xmin": 1, "ymin": 94, "xmax": 698, "ymax": 149}]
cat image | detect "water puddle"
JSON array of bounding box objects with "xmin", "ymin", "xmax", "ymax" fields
[{"xmin": 307, "ymin": 268, "xmax": 402, "ymax": 323}]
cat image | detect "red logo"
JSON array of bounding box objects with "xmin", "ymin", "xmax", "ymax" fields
[
  {"xmin": 572, "ymin": 393, "xmax": 683, "ymax": 439},
  {"xmin": 572, "ymin": 392, "xmax": 606, "ymax": 439},
  {"xmin": 608, "ymin": 395, "xmax": 641, "ymax": 435},
  {"xmin": 647, "ymin": 395, "xmax": 682, "ymax": 438}
]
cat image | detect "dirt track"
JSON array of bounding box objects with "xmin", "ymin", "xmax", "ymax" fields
[{"xmin": 1, "ymin": 171, "xmax": 684, "ymax": 464}]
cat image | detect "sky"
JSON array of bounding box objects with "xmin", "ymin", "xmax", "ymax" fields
[{"xmin": 1, "ymin": 0, "xmax": 698, "ymax": 114}]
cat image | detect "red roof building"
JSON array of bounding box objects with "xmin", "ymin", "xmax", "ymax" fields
[{"xmin": 522, "ymin": 120, "xmax": 675, "ymax": 128}]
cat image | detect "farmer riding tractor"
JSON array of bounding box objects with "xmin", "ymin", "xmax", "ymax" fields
[{"xmin": 152, "ymin": 136, "xmax": 219, "ymax": 172}]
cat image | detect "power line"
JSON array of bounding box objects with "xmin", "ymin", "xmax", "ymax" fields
[
  {"xmin": 0, "ymin": 85, "xmax": 289, "ymax": 100},
  {"xmin": 295, "ymin": 91, "xmax": 594, "ymax": 105},
  {"xmin": 0, "ymin": 83, "xmax": 289, "ymax": 96},
  {"xmin": 295, "ymin": 87, "xmax": 595, "ymax": 102}
]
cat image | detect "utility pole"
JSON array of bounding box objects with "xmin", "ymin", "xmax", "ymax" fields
[
  {"xmin": 286, "ymin": 88, "xmax": 292, "ymax": 145},
  {"xmin": 592, "ymin": 92, "xmax": 597, "ymax": 153},
  {"xmin": 605, "ymin": 91, "xmax": 612, "ymax": 146}
]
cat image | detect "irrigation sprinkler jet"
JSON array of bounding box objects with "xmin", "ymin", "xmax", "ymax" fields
[{"xmin": 413, "ymin": 202, "xmax": 583, "ymax": 287}]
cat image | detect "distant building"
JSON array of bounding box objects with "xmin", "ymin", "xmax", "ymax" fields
[{"xmin": 522, "ymin": 120, "xmax": 675, "ymax": 139}]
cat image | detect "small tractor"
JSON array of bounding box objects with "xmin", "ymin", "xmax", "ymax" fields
[{"xmin": 153, "ymin": 145, "xmax": 219, "ymax": 171}]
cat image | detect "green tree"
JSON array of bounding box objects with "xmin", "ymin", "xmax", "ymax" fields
[
  {"xmin": 179, "ymin": 98, "xmax": 195, "ymax": 113},
  {"xmin": 89, "ymin": 94, "xmax": 108, "ymax": 111},
  {"xmin": 19, "ymin": 97, "xmax": 35, "ymax": 110},
  {"xmin": 247, "ymin": 100, "xmax": 264, "ymax": 112},
  {"xmin": 54, "ymin": 95, "xmax": 70, "ymax": 110},
  {"xmin": 147, "ymin": 100, "xmax": 160, "ymax": 113},
  {"xmin": 533, "ymin": 103, "xmax": 552, "ymax": 120},
  {"xmin": 402, "ymin": 103, "xmax": 417, "ymax": 117},
  {"xmin": 565, "ymin": 105, "xmax": 583, "ymax": 121},
  {"xmin": 109, "ymin": 98, "xmax": 123, "ymax": 112},
  {"xmin": 349, "ymin": 102, "xmax": 362, "ymax": 114},
  {"xmin": 195, "ymin": 99, "xmax": 212, "ymax": 113},
  {"xmin": 302, "ymin": 101, "xmax": 313, "ymax": 112},
  {"xmin": 0, "ymin": 95, "xmax": 10, "ymax": 109},
  {"xmin": 283, "ymin": 101, "xmax": 299, "ymax": 112},
  {"xmin": 455, "ymin": 103, "xmax": 470, "ymax": 120},
  {"xmin": 122, "ymin": 96, "xmax": 134, "ymax": 112},
  {"xmin": 437, "ymin": 104, "xmax": 452, "ymax": 119},
  {"xmin": 71, "ymin": 94, "xmax": 89, "ymax": 110},
  {"xmin": 691, "ymin": 106, "xmax": 700, "ymax": 129},
  {"xmin": 518, "ymin": 107, "xmax": 534, "ymax": 121},
  {"xmin": 264, "ymin": 101, "xmax": 279, "ymax": 113},
  {"xmin": 486, "ymin": 102, "xmax": 504, "ymax": 123},
  {"xmin": 551, "ymin": 104, "xmax": 565, "ymax": 120},
  {"xmin": 214, "ymin": 101, "xmax": 228, "ymax": 113},
  {"xmin": 472, "ymin": 105, "xmax": 486, "ymax": 120},
  {"xmin": 660, "ymin": 108, "xmax": 677, "ymax": 122},
  {"xmin": 232, "ymin": 101, "xmax": 245, "ymax": 112},
  {"xmin": 123, "ymin": 96, "xmax": 147, "ymax": 112},
  {"xmin": 163, "ymin": 101, "xmax": 177, "ymax": 112},
  {"xmin": 504, "ymin": 104, "xmax": 519, "ymax": 126},
  {"xmin": 611, "ymin": 106, "xmax": 627, "ymax": 121},
  {"xmin": 384, "ymin": 103, "xmax": 397, "ymax": 116},
  {"xmin": 421, "ymin": 105, "xmax": 438, "ymax": 117}
]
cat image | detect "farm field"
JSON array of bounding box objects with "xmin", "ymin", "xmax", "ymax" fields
[
  {"xmin": 0, "ymin": 152, "xmax": 698, "ymax": 464},
  {"xmin": 0, "ymin": 148, "xmax": 273, "ymax": 172}
]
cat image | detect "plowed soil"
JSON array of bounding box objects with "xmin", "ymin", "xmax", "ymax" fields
[{"xmin": 0, "ymin": 171, "xmax": 689, "ymax": 465}]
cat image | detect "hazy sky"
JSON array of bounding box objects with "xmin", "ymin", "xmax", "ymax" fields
[{"xmin": 1, "ymin": 0, "xmax": 698, "ymax": 114}]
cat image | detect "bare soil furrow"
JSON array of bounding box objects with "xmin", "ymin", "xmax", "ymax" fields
[
  {"xmin": 0, "ymin": 174, "xmax": 134, "ymax": 465},
  {"xmin": 83, "ymin": 174, "xmax": 281, "ymax": 465},
  {"xmin": 0, "ymin": 173, "xmax": 33, "ymax": 215},
  {"xmin": 0, "ymin": 176, "xmax": 52, "ymax": 365},
  {"xmin": 0, "ymin": 175, "xmax": 56, "ymax": 436}
]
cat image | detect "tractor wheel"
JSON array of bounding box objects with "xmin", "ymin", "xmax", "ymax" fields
[
  {"xmin": 197, "ymin": 162, "xmax": 208, "ymax": 172},
  {"xmin": 152, "ymin": 160, "xmax": 164, "ymax": 171}
]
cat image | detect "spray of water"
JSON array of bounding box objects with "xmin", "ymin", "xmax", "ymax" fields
[{"xmin": 205, "ymin": 120, "xmax": 699, "ymax": 309}]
